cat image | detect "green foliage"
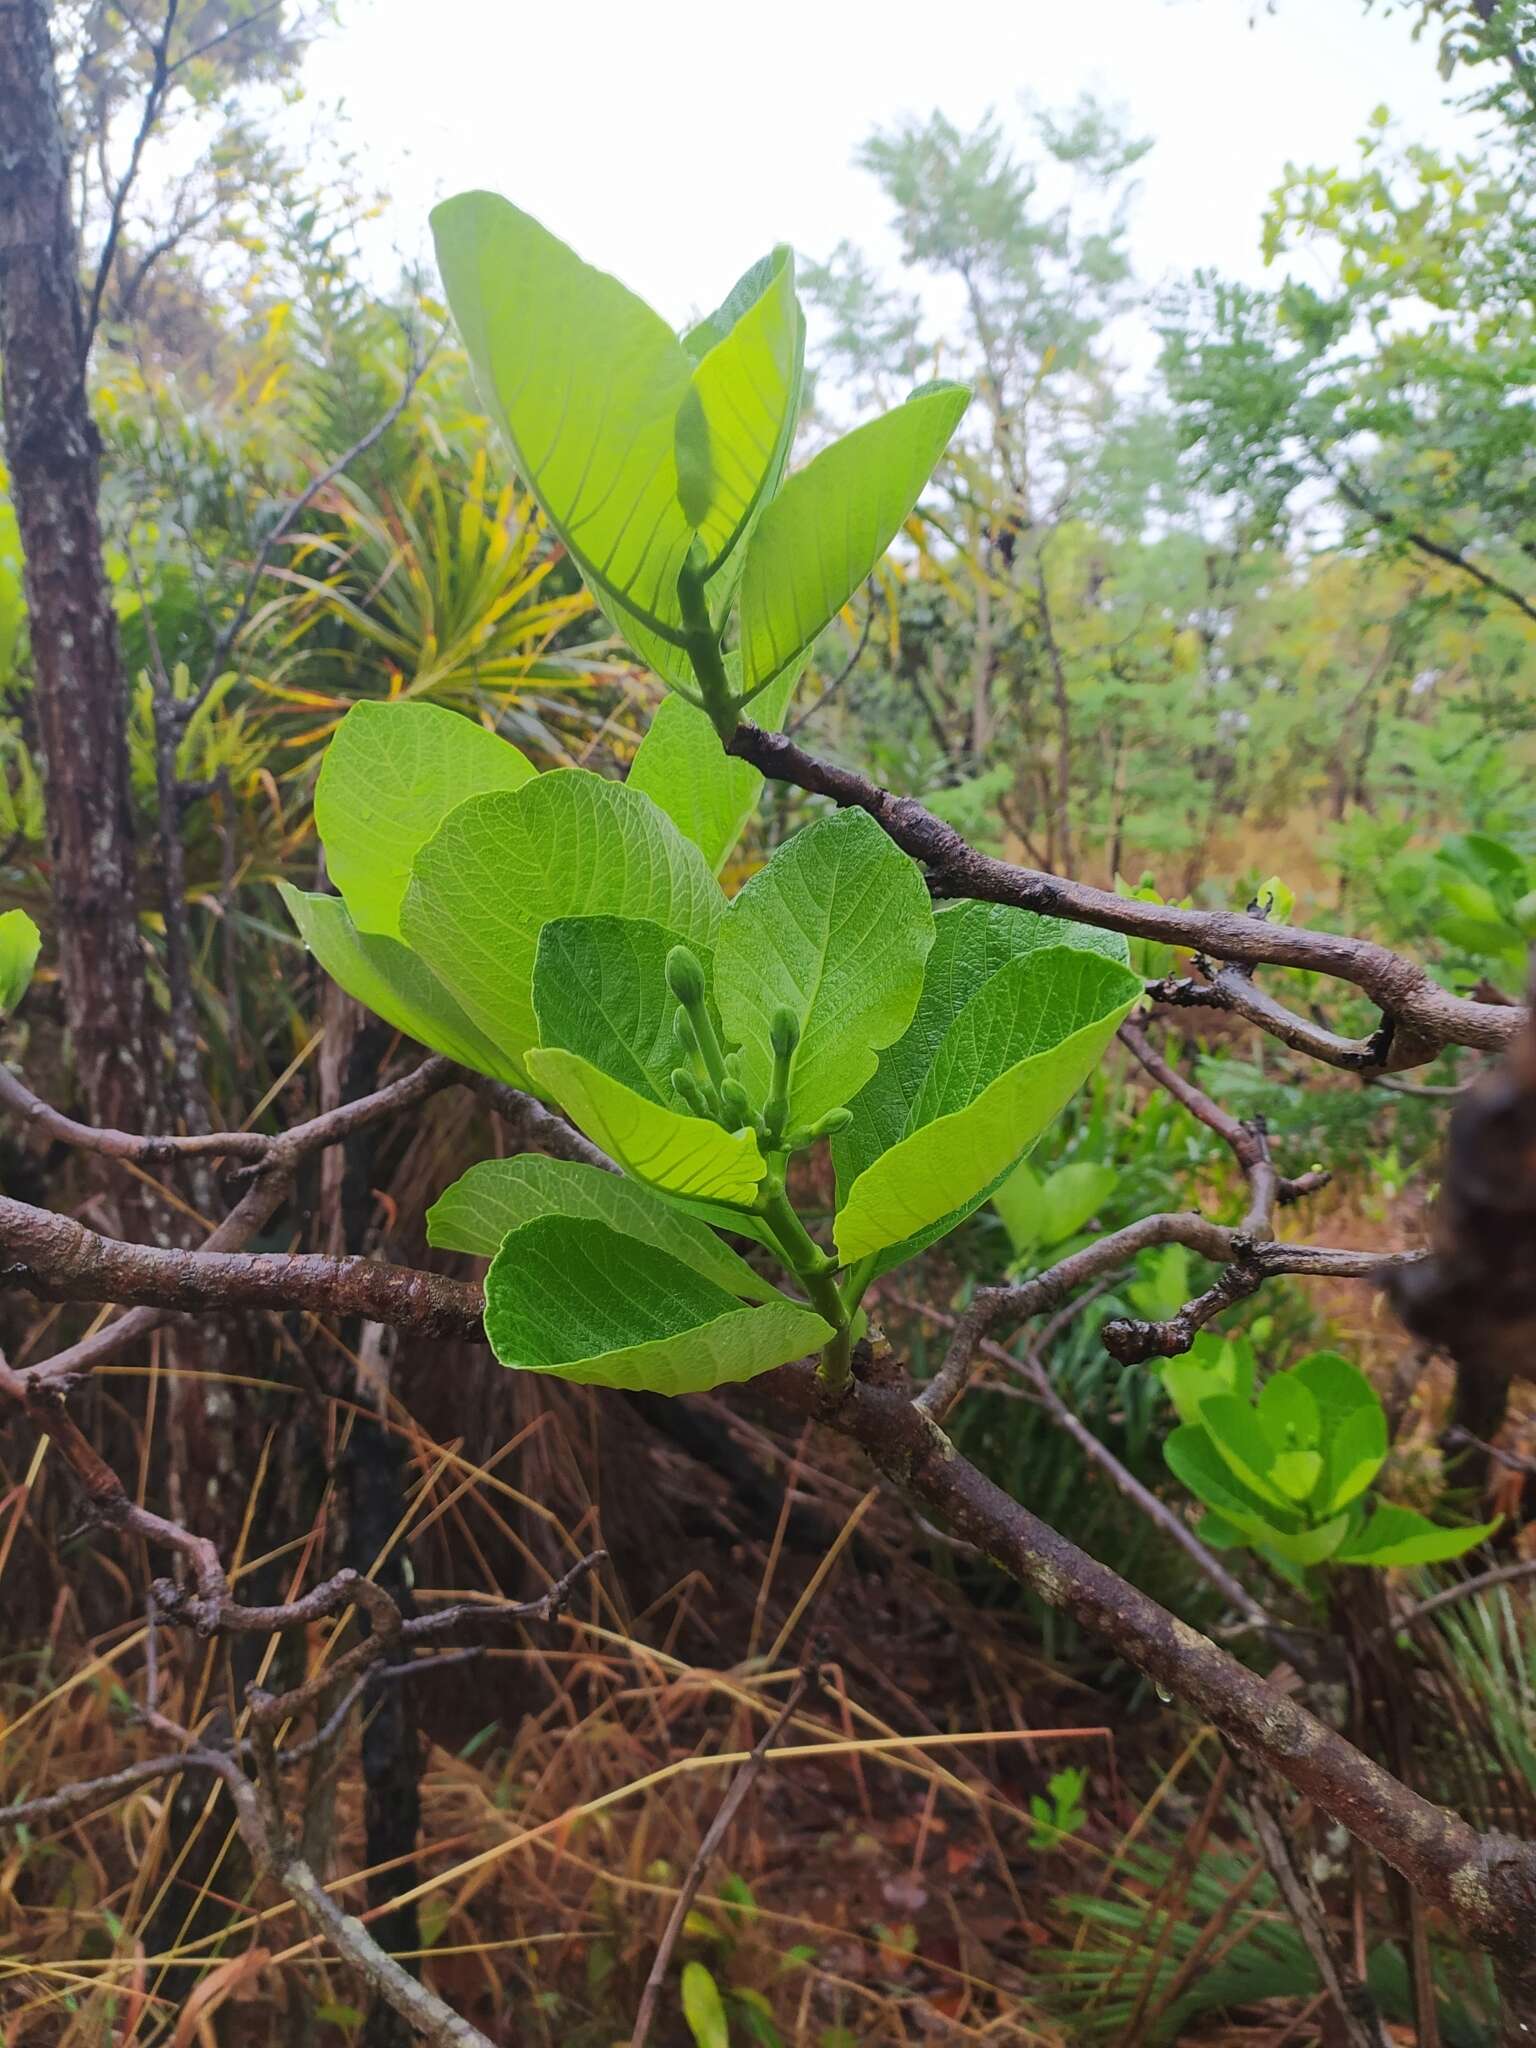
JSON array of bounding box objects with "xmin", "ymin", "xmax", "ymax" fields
[
  {"xmin": 1163, "ymin": 1341, "xmax": 1497, "ymax": 1574},
  {"xmin": 831, "ymin": 904, "xmax": 1138, "ymax": 1267},
  {"xmin": 277, "ymin": 884, "xmax": 522, "ymax": 1081},
  {"xmin": 483, "ymin": 1215, "xmax": 831, "ymax": 1394},
  {"xmin": 1028, "ymin": 1766, "xmax": 1090, "ymax": 1850},
  {"xmin": 681, "ymin": 1961, "xmax": 731, "ymax": 2048},
  {"xmin": 314, "ymin": 699, "xmax": 534, "ymax": 938},
  {"xmin": 427, "ymin": 1156, "xmax": 778, "ymax": 1301},
  {"xmin": 714, "ymin": 808, "xmax": 935, "ymax": 1133},
  {"xmin": 736, "ymin": 384, "xmax": 970, "ymax": 699},
  {"xmin": 993, "ymin": 1158, "xmax": 1120, "ymax": 1267},
  {"xmin": 628, "ymin": 664, "xmax": 799, "ymax": 877},
  {"xmin": 431, "ymin": 190, "xmax": 967, "ymax": 732},
  {"xmin": 399, "ymin": 770, "xmax": 723, "ymax": 1079},
  {"xmin": 0, "ymin": 909, "xmax": 41, "ymax": 1016}
]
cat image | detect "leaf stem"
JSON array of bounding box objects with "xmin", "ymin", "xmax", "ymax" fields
[
  {"xmin": 757, "ymin": 1184, "xmax": 852, "ymax": 1395},
  {"xmin": 677, "ymin": 545, "xmax": 737, "ymax": 737}
]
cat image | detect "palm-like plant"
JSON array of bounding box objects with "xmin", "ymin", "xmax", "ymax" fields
[{"xmin": 251, "ymin": 451, "xmax": 620, "ymax": 751}]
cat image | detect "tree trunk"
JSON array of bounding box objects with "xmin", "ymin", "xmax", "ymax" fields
[{"xmin": 0, "ymin": 0, "xmax": 152, "ymax": 1135}]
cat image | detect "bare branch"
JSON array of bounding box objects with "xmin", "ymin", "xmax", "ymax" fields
[
  {"xmin": 81, "ymin": 0, "xmax": 180, "ymax": 354},
  {"xmin": 725, "ymin": 721, "xmax": 1526, "ymax": 1072}
]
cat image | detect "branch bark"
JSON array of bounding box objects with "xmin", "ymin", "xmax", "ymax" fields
[{"xmin": 725, "ymin": 722, "xmax": 1526, "ymax": 1073}]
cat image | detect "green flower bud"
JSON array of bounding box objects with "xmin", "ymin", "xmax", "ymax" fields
[
  {"xmin": 719, "ymin": 1079, "xmax": 752, "ymax": 1125},
  {"xmin": 665, "ymin": 945, "xmax": 707, "ymax": 1010},
  {"xmin": 769, "ymin": 1006, "xmax": 801, "ymax": 1060},
  {"xmin": 672, "ymin": 1069, "xmax": 710, "ymax": 1117},
  {"xmin": 811, "ymin": 1107, "xmax": 853, "ymax": 1138}
]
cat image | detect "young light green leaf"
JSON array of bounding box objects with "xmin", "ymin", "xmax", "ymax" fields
[
  {"xmin": 996, "ymin": 1159, "xmax": 1119, "ymax": 1259},
  {"xmin": 525, "ymin": 1047, "xmax": 764, "ymax": 1205},
  {"xmin": 1270, "ymin": 1448, "xmax": 1325, "ymax": 1504},
  {"xmin": 401, "ymin": 771, "xmax": 723, "ymax": 1076},
  {"xmin": 682, "ymin": 246, "xmax": 802, "ymax": 575},
  {"xmin": 484, "ymin": 1216, "xmax": 831, "ymax": 1394},
  {"xmin": 314, "ymin": 700, "xmax": 534, "ymax": 937},
  {"xmin": 738, "ymin": 381, "xmax": 969, "ymax": 696},
  {"xmin": 278, "ymin": 884, "xmax": 524, "ymax": 1082},
  {"xmin": 1163, "ymin": 1425, "xmax": 1299, "ymax": 1547},
  {"xmin": 431, "ymin": 192, "xmax": 697, "ymax": 682},
  {"xmin": 1255, "ymin": 1373, "xmax": 1320, "ymax": 1453},
  {"xmin": 831, "ymin": 933, "xmax": 1139, "ymax": 1266},
  {"xmin": 1320, "ymin": 1401, "xmax": 1390, "ymax": 1513},
  {"xmin": 991, "ymin": 1161, "xmax": 1046, "ymax": 1257},
  {"xmin": 628, "ymin": 660, "xmax": 802, "ymax": 875},
  {"xmin": 680, "ymin": 1962, "xmax": 732, "ymax": 2048},
  {"xmin": 533, "ymin": 915, "xmax": 702, "ymax": 1104},
  {"xmin": 0, "ymin": 908, "xmax": 41, "ymax": 1014},
  {"xmin": 1334, "ymin": 1505, "xmax": 1499, "ymax": 1567},
  {"xmin": 716, "ymin": 808, "xmax": 935, "ymax": 1131},
  {"xmin": 427, "ymin": 1155, "xmax": 779, "ymax": 1302},
  {"xmin": 1198, "ymin": 1394, "xmax": 1293, "ymax": 1510},
  {"xmin": 1161, "ymin": 1334, "xmax": 1254, "ymax": 1428}
]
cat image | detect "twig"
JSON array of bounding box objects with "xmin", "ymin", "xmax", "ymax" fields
[
  {"xmin": 1386, "ymin": 1561, "xmax": 1536, "ymax": 1639},
  {"xmin": 902, "ymin": 1294, "xmax": 1274, "ymax": 1632},
  {"xmin": 724, "ymin": 721, "xmax": 1526, "ymax": 1073},
  {"xmin": 81, "ymin": 0, "xmax": 181, "ymax": 354},
  {"xmin": 630, "ymin": 1668, "xmax": 816, "ymax": 2048},
  {"xmin": 1119, "ymin": 1016, "xmax": 1330, "ymax": 1229}
]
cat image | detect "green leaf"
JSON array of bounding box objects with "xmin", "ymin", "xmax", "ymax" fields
[
  {"xmin": 1035, "ymin": 1161, "xmax": 1119, "ymax": 1250},
  {"xmin": 738, "ymin": 382, "xmax": 970, "ymax": 696},
  {"xmin": 278, "ymin": 884, "xmax": 523, "ymax": 1082},
  {"xmin": 628, "ymin": 661, "xmax": 801, "ymax": 875},
  {"xmin": 525, "ymin": 1047, "xmax": 764, "ymax": 1204},
  {"xmin": 992, "ymin": 1160, "xmax": 1046, "ymax": 1257},
  {"xmin": 0, "ymin": 908, "xmax": 41, "ymax": 1014},
  {"xmin": 1321, "ymin": 1402, "xmax": 1390, "ymax": 1513},
  {"xmin": 683, "ymin": 246, "xmax": 803, "ymax": 576},
  {"xmin": 1265, "ymin": 1513, "xmax": 1352, "ymax": 1568},
  {"xmin": 401, "ymin": 771, "xmax": 723, "ymax": 1078},
  {"xmin": 716, "ymin": 808, "xmax": 935, "ymax": 1129},
  {"xmin": 1270, "ymin": 1449, "xmax": 1325, "ymax": 1504},
  {"xmin": 1255, "ymin": 1373, "xmax": 1320, "ymax": 1452},
  {"xmin": 681, "ymin": 1961, "xmax": 732, "ymax": 2048},
  {"xmin": 431, "ymin": 192, "xmax": 696, "ymax": 682},
  {"xmin": 1198, "ymin": 1394, "xmax": 1292, "ymax": 1510},
  {"xmin": 533, "ymin": 914, "xmax": 701, "ymax": 1105},
  {"xmin": 1289, "ymin": 1351, "xmax": 1389, "ymax": 1511},
  {"xmin": 994, "ymin": 1159, "xmax": 1119, "ymax": 1259},
  {"xmin": 831, "ymin": 930, "xmax": 1139, "ymax": 1266},
  {"xmin": 427, "ymin": 1155, "xmax": 780, "ymax": 1303},
  {"xmin": 1162, "ymin": 1334, "xmax": 1254, "ymax": 1428},
  {"xmin": 1128, "ymin": 1243, "xmax": 1192, "ymax": 1321},
  {"xmin": 484, "ymin": 1216, "xmax": 831, "ymax": 1394},
  {"xmin": 1334, "ymin": 1505, "xmax": 1499, "ymax": 1567},
  {"xmin": 314, "ymin": 700, "xmax": 533, "ymax": 937},
  {"xmin": 1164, "ymin": 1425, "xmax": 1295, "ymax": 1546}
]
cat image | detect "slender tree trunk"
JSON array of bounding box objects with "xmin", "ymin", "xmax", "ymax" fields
[{"xmin": 0, "ymin": 0, "xmax": 153, "ymax": 1135}]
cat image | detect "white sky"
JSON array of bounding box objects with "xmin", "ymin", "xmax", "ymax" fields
[{"xmin": 294, "ymin": 0, "xmax": 1484, "ymax": 330}]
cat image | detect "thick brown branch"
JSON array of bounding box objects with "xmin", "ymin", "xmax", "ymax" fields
[
  {"xmin": 725, "ymin": 722, "xmax": 1525, "ymax": 1072},
  {"xmin": 0, "ymin": 1195, "xmax": 485, "ymax": 1364}
]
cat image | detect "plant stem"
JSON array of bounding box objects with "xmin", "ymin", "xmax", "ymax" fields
[
  {"xmin": 758, "ymin": 1186, "xmax": 853, "ymax": 1395},
  {"xmin": 677, "ymin": 548, "xmax": 736, "ymax": 736}
]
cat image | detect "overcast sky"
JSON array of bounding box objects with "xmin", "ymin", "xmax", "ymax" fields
[{"xmin": 295, "ymin": 0, "xmax": 1482, "ymax": 332}]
